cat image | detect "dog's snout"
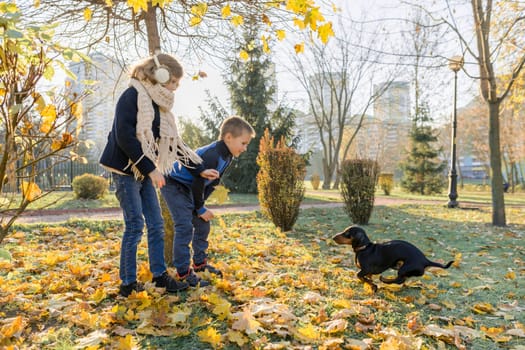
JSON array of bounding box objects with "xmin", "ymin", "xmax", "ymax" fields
[{"xmin": 333, "ymin": 231, "xmax": 352, "ymax": 245}]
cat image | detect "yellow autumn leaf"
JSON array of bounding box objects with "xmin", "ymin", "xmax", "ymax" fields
[
  {"xmin": 51, "ymin": 139, "xmax": 62, "ymax": 151},
  {"xmin": 504, "ymin": 270, "xmax": 515, "ymax": 280},
  {"xmin": 317, "ymin": 22, "xmax": 334, "ymax": 44},
  {"xmin": 276, "ymin": 29, "xmax": 286, "ymax": 41},
  {"xmin": 71, "ymin": 101, "xmax": 83, "ymax": 119},
  {"xmin": 226, "ymin": 330, "xmax": 248, "ymax": 346},
  {"xmin": 117, "ymin": 334, "xmax": 135, "ymax": 350},
  {"xmin": 126, "ymin": 0, "xmax": 148, "ymax": 13},
  {"xmin": 221, "ymin": 4, "xmax": 231, "ymax": 18},
  {"xmin": 91, "ymin": 288, "xmax": 107, "ymax": 304},
  {"xmin": 261, "ymin": 35, "xmax": 270, "ymax": 53},
  {"xmin": 34, "ymin": 93, "xmax": 45, "ymax": 113},
  {"xmin": 262, "ymin": 13, "xmax": 271, "ymax": 26},
  {"xmin": 105, "ymin": 0, "xmax": 113, "ymax": 6},
  {"xmin": 151, "ymin": 0, "xmax": 171, "ymax": 7},
  {"xmin": 197, "ymin": 326, "xmax": 222, "ymax": 347},
  {"xmin": 189, "ymin": 16, "xmax": 202, "ymax": 26},
  {"xmin": 472, "ymin": 302, "xmax": 495, "ymax": 314},
  {"xmin": 40, "ymin": 105, "xmax": 57, "ymax": 133},
  {"xmin": 34, "ymin": 0, "xmax": 40, "ymax": 7},
  {"xmin": 294, "ymin": 42, "xmax": 305, "ymax": 54},
  {"xmin": 231, "ymin": 15, "xmax": 244, "ymax": 27},
  {"xmin": 20, "ymin": 181, "xmax": 41, "ymax": 202},
  {"xmin": 84, "ymin": 7, "xmax": 92, "ymax": 21},
  {"xmin": 293, "ymin": 17, "xmax": 306, "ymax": 30},
  {"xmin": 0, "ymin": 316, "xmax": 25, "ymax": 338},
  {"xmin": 452, "ymin": 252, "xmax": 462, "ymax": 268},
  {"xmin": 190, "ymin": 3, "xmax": 208, "ymax": 16},
  {"xmin": 321, "ymin": 319, "xmax": 347, "ymax": 334},
  {"xmin": 304, "ymin": 7, "xmax": 324, "ymax": 30},
  {"xmin": 296, "ymin": 323, "xmax": 320, "ymax": 341},
  {"xmin": 286, "ymin": 0, "xmax": 308, "ymax": 14},
  {"xmin": 239, "ymin": 50, "xmax": 249, "ymax": 61}
]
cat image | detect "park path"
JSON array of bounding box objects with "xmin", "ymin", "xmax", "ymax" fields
[{"xmin": 12, "ymin": 197, "xmax": 452, "ymax": 224}]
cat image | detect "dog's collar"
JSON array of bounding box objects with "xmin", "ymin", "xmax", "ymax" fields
[{"xmin": 354, "ymin": 244, "xmax": 370, "ymax": 252}]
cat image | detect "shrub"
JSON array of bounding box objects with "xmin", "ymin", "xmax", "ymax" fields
[
  {"xmin": 378, "ymin": 173, "xmax": 394, "ymax": 195},
  {"xmin": 257, "ymin": 129, "xmax": 306, "ymax": 231},
  {"xmin": 71, "ymin": 173, "xmax": 108, "ymax": 199},
  {"xmin": 310, "ymin": 173, "xmax": 321, "ymax": 190},
  {"xmin": 340, "ymin": 159, "xmax": 380, "ymax": 225}
]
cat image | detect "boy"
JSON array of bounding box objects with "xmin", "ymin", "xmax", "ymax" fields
[{"xmin": 161, "ymin": 116, "xmax": 255, "ymax": 287}]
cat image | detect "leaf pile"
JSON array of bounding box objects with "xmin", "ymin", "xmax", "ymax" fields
[{"xmin": 0, "ymin": 205, "xmax": 524, "ymax": 349}]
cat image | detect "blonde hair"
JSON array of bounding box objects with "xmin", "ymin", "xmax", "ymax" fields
[
  {"xmin": 219, "ymin": 116, "xmax": 256, "ymax": 140},
  {"xmin": 130, "ymin": 53, "xmax": 184, "ymax": 84}
]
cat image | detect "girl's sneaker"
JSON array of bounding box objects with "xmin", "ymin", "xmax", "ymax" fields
[{"xmin": 119, "ymin": 281, "xmax": 145, "ymax": 297}]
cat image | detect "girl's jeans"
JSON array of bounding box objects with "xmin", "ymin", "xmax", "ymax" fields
[
  {"xmin": 113, "ymin": 173, "xmax": 166, "ymax": 285},
  {"xmin": 160, "ymin": 178, "xmax": 210, "ymax": 276}
]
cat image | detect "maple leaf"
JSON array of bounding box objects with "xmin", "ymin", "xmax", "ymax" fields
[
  {"xmin": 239, "ymin": 50, "xmax": 249, "ymax": 61},
  {"xmin": 221, "ymin": 4, "xmax": 231, "ymax": 18},
  {"xmin": 83, "ymin": 7, "xmax": 92, "ymax": 21},
  {"xmin": 197, "ymin": 326, "xmax": 222, "ymax": 347},
  {"xmin": 232, "ymin": 308, "xmax": 261, "ymax": 335},
  {"xmin": 276, "ymin": 29, "xmax": 286, "ymax": 41},
  {"xmin": 226, "ymin": 330, "xmax": 248, "ymax": 346},
  {"xmin": 0, "ymin": 316, "xmax": 25, "ymax": 338},
  {"xmin": 20, "ymin": 181, "xmax": 41, "ymax": 202},
  {"xmin": 294, "ymin": 42, "xmax": 305, "ymax": 54},
  {"xmin": 231, "ymin": 15, "xmax": 244, "ymax": 27},
  {"xmin": 295, "ymin": 323, "xmax": 320, "ymax": 342},
  {"xmin": 321, "ymin": 319, "xmax": 347, "ymax": 334},
  {"xmin": 126, "ymin": 0, "xmax": 148, "ymax": 13}
]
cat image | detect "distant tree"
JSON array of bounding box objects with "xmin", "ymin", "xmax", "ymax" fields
[
  {"xmin": 0, "ymin": 3, "xmax": 87, "ymax": 244},
  {"xmin": 400, "ymin": 103, "xmax": 446, "ymax": 195}
]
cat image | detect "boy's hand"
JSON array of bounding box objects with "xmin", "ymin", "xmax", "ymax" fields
[
  {"xmin": 199, "ymin": 209, "xmax": 214, "ymax": 222},
  {"xmin": 200, "ymin": 169, "xmax": 220, "ymax": 180},
  {"xmin": 149, "ymin": 169, "xmax": 166, "ymax": 188}
]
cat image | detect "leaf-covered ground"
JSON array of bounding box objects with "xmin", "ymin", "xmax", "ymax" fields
[{"xmin": 0, "ymin": 204, "xmax": 524, "ymax": 349}]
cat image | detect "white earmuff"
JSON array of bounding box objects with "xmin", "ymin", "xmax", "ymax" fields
[{"xmin": 153, "ymin": 54, "xmax": 170, "ymax": 84}]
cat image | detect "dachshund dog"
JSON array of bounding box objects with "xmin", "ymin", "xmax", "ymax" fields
[{"xmin": 333, "ymin": 225, "xmax": 454, "ymax": 292}]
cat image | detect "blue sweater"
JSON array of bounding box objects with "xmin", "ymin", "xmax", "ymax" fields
[
  {"xmin": 100, "ymin": 87, "xmax": 158, "ymax": 177},
  {"xmin": 169, "ymin": 140, "xmax": 232, "ymax": 215}
]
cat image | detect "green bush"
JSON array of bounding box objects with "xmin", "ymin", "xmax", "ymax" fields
[
  {"xmin": 310, "ymin": 173, "xmax": 321, "ymax": 190},
  {"xmin": 378, "ymin": 173, "xmax": 394, "ymax": 195},
  {"xmin": 257, "ymin": 129, "xmax": 306, "ymax": 231},
  {"xmin": 340, "ymin": 159, "xmax": 380, "ymax": 225},
  {"xmin": 71, "ymin": 173, "xmax": 108, "ymax": 200}
]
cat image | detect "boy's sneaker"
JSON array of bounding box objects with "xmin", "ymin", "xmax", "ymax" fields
[
  {"xmin": 193, "ymin": 260, "xmax": 223, "ymax": 277},
  {"xmin": 153, "ymin": 271, "xmax": 189, "ymax": 292},
  {"xmin": 119, "ymin": 281, "xmax": 145, "ymax": 297},
  {"xmin": 177, "ymin": 269, "xmax": 210, "ymax": 287}
]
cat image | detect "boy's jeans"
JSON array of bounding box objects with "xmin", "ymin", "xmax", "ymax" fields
[
  {"xmin": 160, "ymin": 178, "xmax": 210, "ymax": 275},
  {"xmin": 113, "ymin": 173, "xmax": 166, "ymax": 285}
]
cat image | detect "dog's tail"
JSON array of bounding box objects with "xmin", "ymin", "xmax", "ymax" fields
[{"xmin": 428, "ymin": 260, "xmax": 454, "ymax": 269}]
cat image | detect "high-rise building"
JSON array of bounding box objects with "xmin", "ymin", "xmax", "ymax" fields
[{"xmin": 68, "ymin": 53, "xmax": 128, "ymax": 162}]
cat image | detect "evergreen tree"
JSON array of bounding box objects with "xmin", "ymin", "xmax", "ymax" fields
[
  {"xmin": 400, "ymin": 103, "xmax": 446, "ymax": 195},
  {"xmin": 222, "ymin": 26, "xmax": 276, "ymax": 193}
]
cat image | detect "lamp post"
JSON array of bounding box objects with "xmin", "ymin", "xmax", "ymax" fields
[{"xmin": 447, "ymin": 55, "xmax": 464, "ymax": 208}]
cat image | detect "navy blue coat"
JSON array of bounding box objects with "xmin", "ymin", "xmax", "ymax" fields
[{"xmin": 100, "ymin": 87, "xmax": 158, "ymax": 177}]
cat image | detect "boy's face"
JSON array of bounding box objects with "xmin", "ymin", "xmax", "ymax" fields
[{"xmin": 224, "ymin": 131, "xmax": 252, "ymax": 157}]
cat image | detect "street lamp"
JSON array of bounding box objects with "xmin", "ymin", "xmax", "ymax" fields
[{"xmin": 447, "ymin": 55, "xmax": 464, "ymax": 208}]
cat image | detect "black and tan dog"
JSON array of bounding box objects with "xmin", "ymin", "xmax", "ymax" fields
[{"xmin": 333, "ymin": 225, "xmax": 454, "ymax": 292}]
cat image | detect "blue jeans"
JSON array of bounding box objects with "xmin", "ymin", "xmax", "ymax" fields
[
  {"xmin": 160, "ymin": 178, "xmax": 210, "ymax": 275},
  {"xmin": 113, "ymin": 173, "xmax": 166, "ymax": 285}
]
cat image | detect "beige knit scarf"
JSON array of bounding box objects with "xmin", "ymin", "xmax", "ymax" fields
[{"xmin": 129, "ymin": 78, "xmax": 202, "ymax": 178}]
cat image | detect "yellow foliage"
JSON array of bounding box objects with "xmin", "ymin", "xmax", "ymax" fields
[
  {"xmin": 231, "ymin": 15, "xmax": 244, "ymax": 27},
  {"xmin": 189, "ymin": 16, "xmax": 202, "ymax": 26},
  {"xmin": 83, "ymin": 7, "xmax": 92, "ymax": 21},
  {"xmin": 191, "ymin": 3, "xmax": 208, "ymax": 16},
  {"xmin": 232, "ymin": 308, "xmax": 261, "ymax": 335},
  {"xmin": 0, "ymin": 316, "xmax": 25, "ymax": 339},
  {"xmin": 126, "ymin": 0, "xmax": 148, "ymax": 13},
  {"xmin": 221, "ymin": 4, "xmax": 231, "ymax": 18},
  {"xmin": 276, "ymin": 29, "xmax": 286, "ymax": 41},
  {"xmin": 261, "ymin": 35, "xmax": 270, "ymax": 53},
  {"xmin": 294, "ymin": 42, "xmax": 304, "ymax": 54},
  {"xmin": 197, "ymin": 326, "xmax": 222, "ymax": 348},
  {"xmin": 20, "ymin": 181, "xmax": 41, "ymax": 202},
  {"xmin": 239, "ymin": 49, "xmax": 249, "ymax": 61}
]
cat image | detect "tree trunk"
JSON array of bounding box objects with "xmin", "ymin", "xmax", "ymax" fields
[
  {"xmin": 144, "ymin": 4, "xmax": 161, "ymax": 54},
  {"xmin": 322, "ymin": 158, "xmax": 331, "ymax": 189},
  {"xmin": 488, "ymin": 101, "xmax": 506, "ymax": 226}
]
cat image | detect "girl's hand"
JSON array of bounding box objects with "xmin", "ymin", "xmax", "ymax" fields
[
  {"xmin": 200, "ymin": 169, "xmax": 220, "ymax": 180},
  {"xmin": 149, "ymin": 169, "xmax": 166, "ymax": 188}
]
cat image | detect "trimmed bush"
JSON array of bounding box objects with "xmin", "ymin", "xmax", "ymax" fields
[
  {"xmin": 340, "ymin": 159, "xmax": 380, "ymax": 225},
  {"xmin": 310, "ymin": 173, "xmax": 321, "ymax": 190},
  {"xmin": 378, "ymin": 173, "xmax": 394, "ymax": 195},
  {"xmin": 257, "ymin": 129, "xmax": 306, "ymax": 231},
  {"xmin": 71, "ymin": 173, "xmax": 108, "ymax": 199}
]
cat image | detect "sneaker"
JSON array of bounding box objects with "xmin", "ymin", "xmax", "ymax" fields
[
  {"xmin": 177, "ymin": 269, "xmax": 210, "ymax": 287},
  {"xmin": 119, "ymin": 281, "xmax": 145, "ymax": 297},
  {"xmin": 193, "ymin": 260, "xmax": 223, "ymax": 277},
  {"xmin": 153, "ymin": 271, "xmax": 189, "ymax": 292}
]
